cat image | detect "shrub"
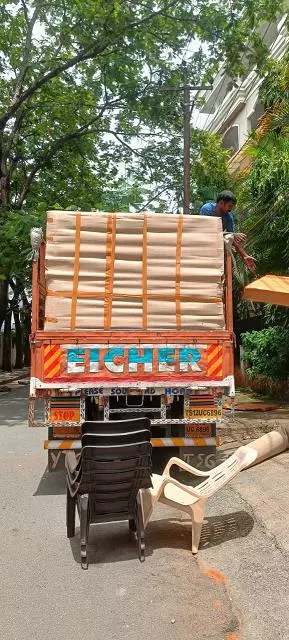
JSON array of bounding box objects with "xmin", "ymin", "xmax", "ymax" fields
[{"xmin": 241, "ymin": 327, "xmax": 289, "ymax": 380}]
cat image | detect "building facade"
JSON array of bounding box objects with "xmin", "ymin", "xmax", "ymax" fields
[{"xmin": 200, "ymin": 16, "xmax": 288, "ymax": 175}]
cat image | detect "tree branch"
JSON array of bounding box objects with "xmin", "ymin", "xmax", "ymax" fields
[
  {"xmin": 15, "ymin": 105, "xmax": 111, "ymax": 207},
  {"xmin": 10, "ymin": 92, "xmax": 126, "ymax": 206},
  {"xmin": 136, "ymin": 186, "xmax": 169, "ymax": 212},
  {"xmin": 0, "ymin": 42, "xmax": 111, "ymax": 129},
  {"xmin": 20, "ymin": 0, "xmax": 29, "ymax": 25},
  {"xmin": 111, "ymin": 131, "xmax": 144, "ymax": 158},
  {"xmin": 5, "ymin": 107, "xmax": 25, "ymax": 164},
  {"xmin": 11, "ymin": 2, "xmax": 41, "ymax": 109},
  {"xmin": 112, "ymin": 129, "xmax": 172, "ymax": 138}
]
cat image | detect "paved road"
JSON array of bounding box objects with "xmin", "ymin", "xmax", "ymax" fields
[{"xmin": 1, "ymin": 387, "xmax": 289, "ymax": 640}]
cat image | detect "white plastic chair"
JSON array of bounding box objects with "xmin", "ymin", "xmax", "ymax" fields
[{"xmin": 141, "ymin": 446, "xmax": 257, "ymax": 554}]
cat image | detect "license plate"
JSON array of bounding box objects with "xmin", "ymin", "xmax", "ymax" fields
[
  {"xmin": 50, "ymin": 408, "xmax": 81, "ymax": 422},
  {"xmin": 185, "ymin": 424, "xmax": 213, "ymax": 437},
  {"xmin": 53, "ymin": 426, "xmax": 81, "ymax": 438},
  {"xmin": 184, "ymin": 406, "xmax": 222, "ymax": 420}
]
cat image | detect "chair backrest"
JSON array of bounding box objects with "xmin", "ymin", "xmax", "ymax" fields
[
  {"xmin": 81, "ymin": 418, "xmax": 151, "ymax": 436},
  {"xmin": 195, "ymin": 446, "xmax": 257, "ymax": 499},
  {"xmin": 81, "ymin": 431, "xmax": 151, "ymax": 447},
  {"xmin": 77, "ymin": 439, "xmax": 152, "ymax": 519}
]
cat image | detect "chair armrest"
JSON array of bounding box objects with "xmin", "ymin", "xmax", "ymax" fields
[
  {"xmin": 163, "ymin": 456, "xmax": 211, "ymax": 478},
  {"xmin": 161, "ymin": 476, "xmax": 201, "ymax": 499}
]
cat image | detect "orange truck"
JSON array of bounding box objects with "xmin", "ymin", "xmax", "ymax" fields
[{"xmin": 29, "ymin": 210, "xmax": 234, "ymax": 471}]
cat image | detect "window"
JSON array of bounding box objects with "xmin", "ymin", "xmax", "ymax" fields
[{"xmin": 222, "ymin": 126, "xmax": 239, "ymax": 156}]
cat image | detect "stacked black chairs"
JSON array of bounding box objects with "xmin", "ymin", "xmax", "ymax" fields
[{"xmin": 66, "ymin": 418, "xmax": 152, "ymax": 569}]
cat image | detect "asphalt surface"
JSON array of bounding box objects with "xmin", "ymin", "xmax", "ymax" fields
[{"xmin": 1, "ymin": 386, "xmax": 289, "ymax": 640}]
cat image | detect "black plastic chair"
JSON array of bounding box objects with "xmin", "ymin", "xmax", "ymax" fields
[
  {"xmin": 71, "ymin": 419, "xmax": 152, "ymax": 476},
  {"xmin": 81, "ymin": 417, "xmax": 151, "ymax": 436},
  {"xmin": 66, "ymin": 429, "xmax": 152, "ymax": 569},
  {"xmin": 67, "ymin": 430, "xmax": 151, "ymax": 484}
]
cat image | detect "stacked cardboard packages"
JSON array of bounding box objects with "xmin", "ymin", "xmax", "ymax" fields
[{"xmin": 44, "ymin": 211, "xmax": 225, "ymax": 331}]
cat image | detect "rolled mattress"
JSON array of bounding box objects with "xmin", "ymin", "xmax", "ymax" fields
[{"xmin": 44, "ymin": 211, "xmax": 225, "ymax": 331}]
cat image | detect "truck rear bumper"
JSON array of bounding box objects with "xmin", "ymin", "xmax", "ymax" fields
[
  {"xmin": 44, "ymin": 436, "xmax": 219, "ymax": 450},
  {"xmin": 44, "ymin": 436, "xmax": 219, "ymax": 472},
  {"xmin": 30, "ymin": 375, "xmax": 235, "ymax": 395}
]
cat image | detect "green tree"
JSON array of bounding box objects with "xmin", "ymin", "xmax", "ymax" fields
[
  {"xmin": 235, "ymin": 56, "xmax": 289, "ymax": 373},
  {"xmin": 0, "ymin": 0, "xmax": 283, "ymax": 368},
  {"xmin": 236, "ymin": 55, "xmax": 289, "ymax": 270},
  {"xmin": 0, "ymin": 0, "xmax": 282, "ymax": 211},
  {"xmin": 234, "ymin": 55, "xmax": 289, "ymax": 301}
]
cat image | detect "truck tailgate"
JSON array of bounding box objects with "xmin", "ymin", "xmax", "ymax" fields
[{"xmin": 30, "ymin": 329, "xmax": 234, "ymax": 392}]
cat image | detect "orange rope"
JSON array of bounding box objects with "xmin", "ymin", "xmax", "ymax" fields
[
  {"xmin": 47, "ymin": 289, "xmax": 221, "ymax": 304},
  {"xmin": 103, "ymin": 215, "xmax": 116, "ymax": 329},
  {"xmin": 142, "ymin": 215, "xmax": 148, "ymax": 330},
  {"xmin": 175, "ymin": 215, "xmax": 183, "ymax": 329},
  {"xmin": 70, "ymin": 213, "xmax": 81, "ymax": 330}
]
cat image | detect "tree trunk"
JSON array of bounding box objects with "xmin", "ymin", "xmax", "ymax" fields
[
  {"xmin": 0, "ymin": 279, "xmax": 8, "ymax": 329},
  {"xmin": 22, "ymin": 301, "xmax": 31, "ymax": 367},
  {"xmin": 2, "ymin": 306, "xmax": 12, "ymax": 371},
  {"xmin": 14, "ymin": 307, "xmax": 23, "ymax": 369}
]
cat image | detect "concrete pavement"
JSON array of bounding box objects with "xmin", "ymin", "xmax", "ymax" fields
[
  {"xmin": 1, "ymin": 387, "xmax": 289, "ymax": 639},
  {"xmin": 0, "ymin": 367, "xmax": 29, "ymax": 386}
]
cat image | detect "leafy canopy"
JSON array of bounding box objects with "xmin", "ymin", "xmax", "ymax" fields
[
  {"xmin": 0, "ymin": 0, "xmax": 283, "ymax": 292},
  {"xmin": 0, "ymin": 0, "xmax": 282, "ymax": 211}
]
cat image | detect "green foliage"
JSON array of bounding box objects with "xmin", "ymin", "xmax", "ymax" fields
[
  {"xmin": 0, "ymin": 0, "xmax": 283, "ymax": 366},
  {"xmin": 236, "ymin": 56, "xmax": 289, "ymax": 280},
  {"xmin": 0, "ymin": 0, "xmax": 282, "ymax": 286},
  {"xmin": 264, "ymin": 304, "xmax": 289, "ymax": 329},
  {"xmin": 237, "ymin": 133, "xmax": 289, "ymax": 274},
  {"xmin": 190, "ymin": 130, "xmax": 230, "ymax": 209},
  {"xmin": 0, "ymin": 0, "xmax": 282, "ymax": 212},
  {"xmin": 259, "ymin": 57, "xmax": 289, "ymax": 109},
  {"xmin": 0, "ymin": 209, "xmax": 42, "ymax": 284},
  {"xmin": 242, "ymin": 326, "xmax": 289, "ymax": 379}
]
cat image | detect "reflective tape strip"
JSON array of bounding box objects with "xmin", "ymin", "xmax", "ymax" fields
[
  {"xmin": 151, "ymin": 437, "xmax": 217, "ymax": 447},
  {"xmin": 207, "ymin": 344, "xmax": 223, "ymax": 378},
  {"xmin": 44, "ymin": 345, "xmax": 61, "ymax": 379},
  {"xmin": 44, "ymin": 440, "xmax": 80, "ymax": 450},
  {"xmin": 44, "ymin": 437, "xmax": 218, "ymax": 450},
  {"xmin": 151, "ymin": 418, "xmax": 225, "ymax": 424}
]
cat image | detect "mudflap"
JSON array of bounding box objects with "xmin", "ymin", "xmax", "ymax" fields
[{"xmin": 48, "ymin": 450, "xmax": 66, "ymax": 472}]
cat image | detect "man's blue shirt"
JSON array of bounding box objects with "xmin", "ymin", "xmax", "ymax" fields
[{"xmin": 199, "ymin": 202, "xmax": 234, "ymax": 232}]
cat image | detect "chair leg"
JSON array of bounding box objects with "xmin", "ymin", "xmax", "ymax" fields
[
  {"xmin": 66, "ymin": 488, "xmax": 76, "ymax": 538},
  {"xmin": 139, "ymin": 489, "xmax": 154, "ymax": 529},
  {"xmin": 191, "ymin": 500, "xmax": 206, "ymax": 555},
  {"xmin": 135, "ymin": 494, "xmax": 145, "ymax": 562},
  {"xmin": 129, "ymin": 519, "xmax": 136, "ymax": 533},
  {"xmin": 79, "ymin": 494, "xmax": 89, "ymax": 570}
]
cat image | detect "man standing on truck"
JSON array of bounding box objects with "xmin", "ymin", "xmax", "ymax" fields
[{"xmin": 200, "ymin": 190, "xmax": 256, "ymax": 272}]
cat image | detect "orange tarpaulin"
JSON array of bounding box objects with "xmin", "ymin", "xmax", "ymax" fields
[{"xmin": 244, "ymin": 275, "xmax": 289, "ymax": 307}]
